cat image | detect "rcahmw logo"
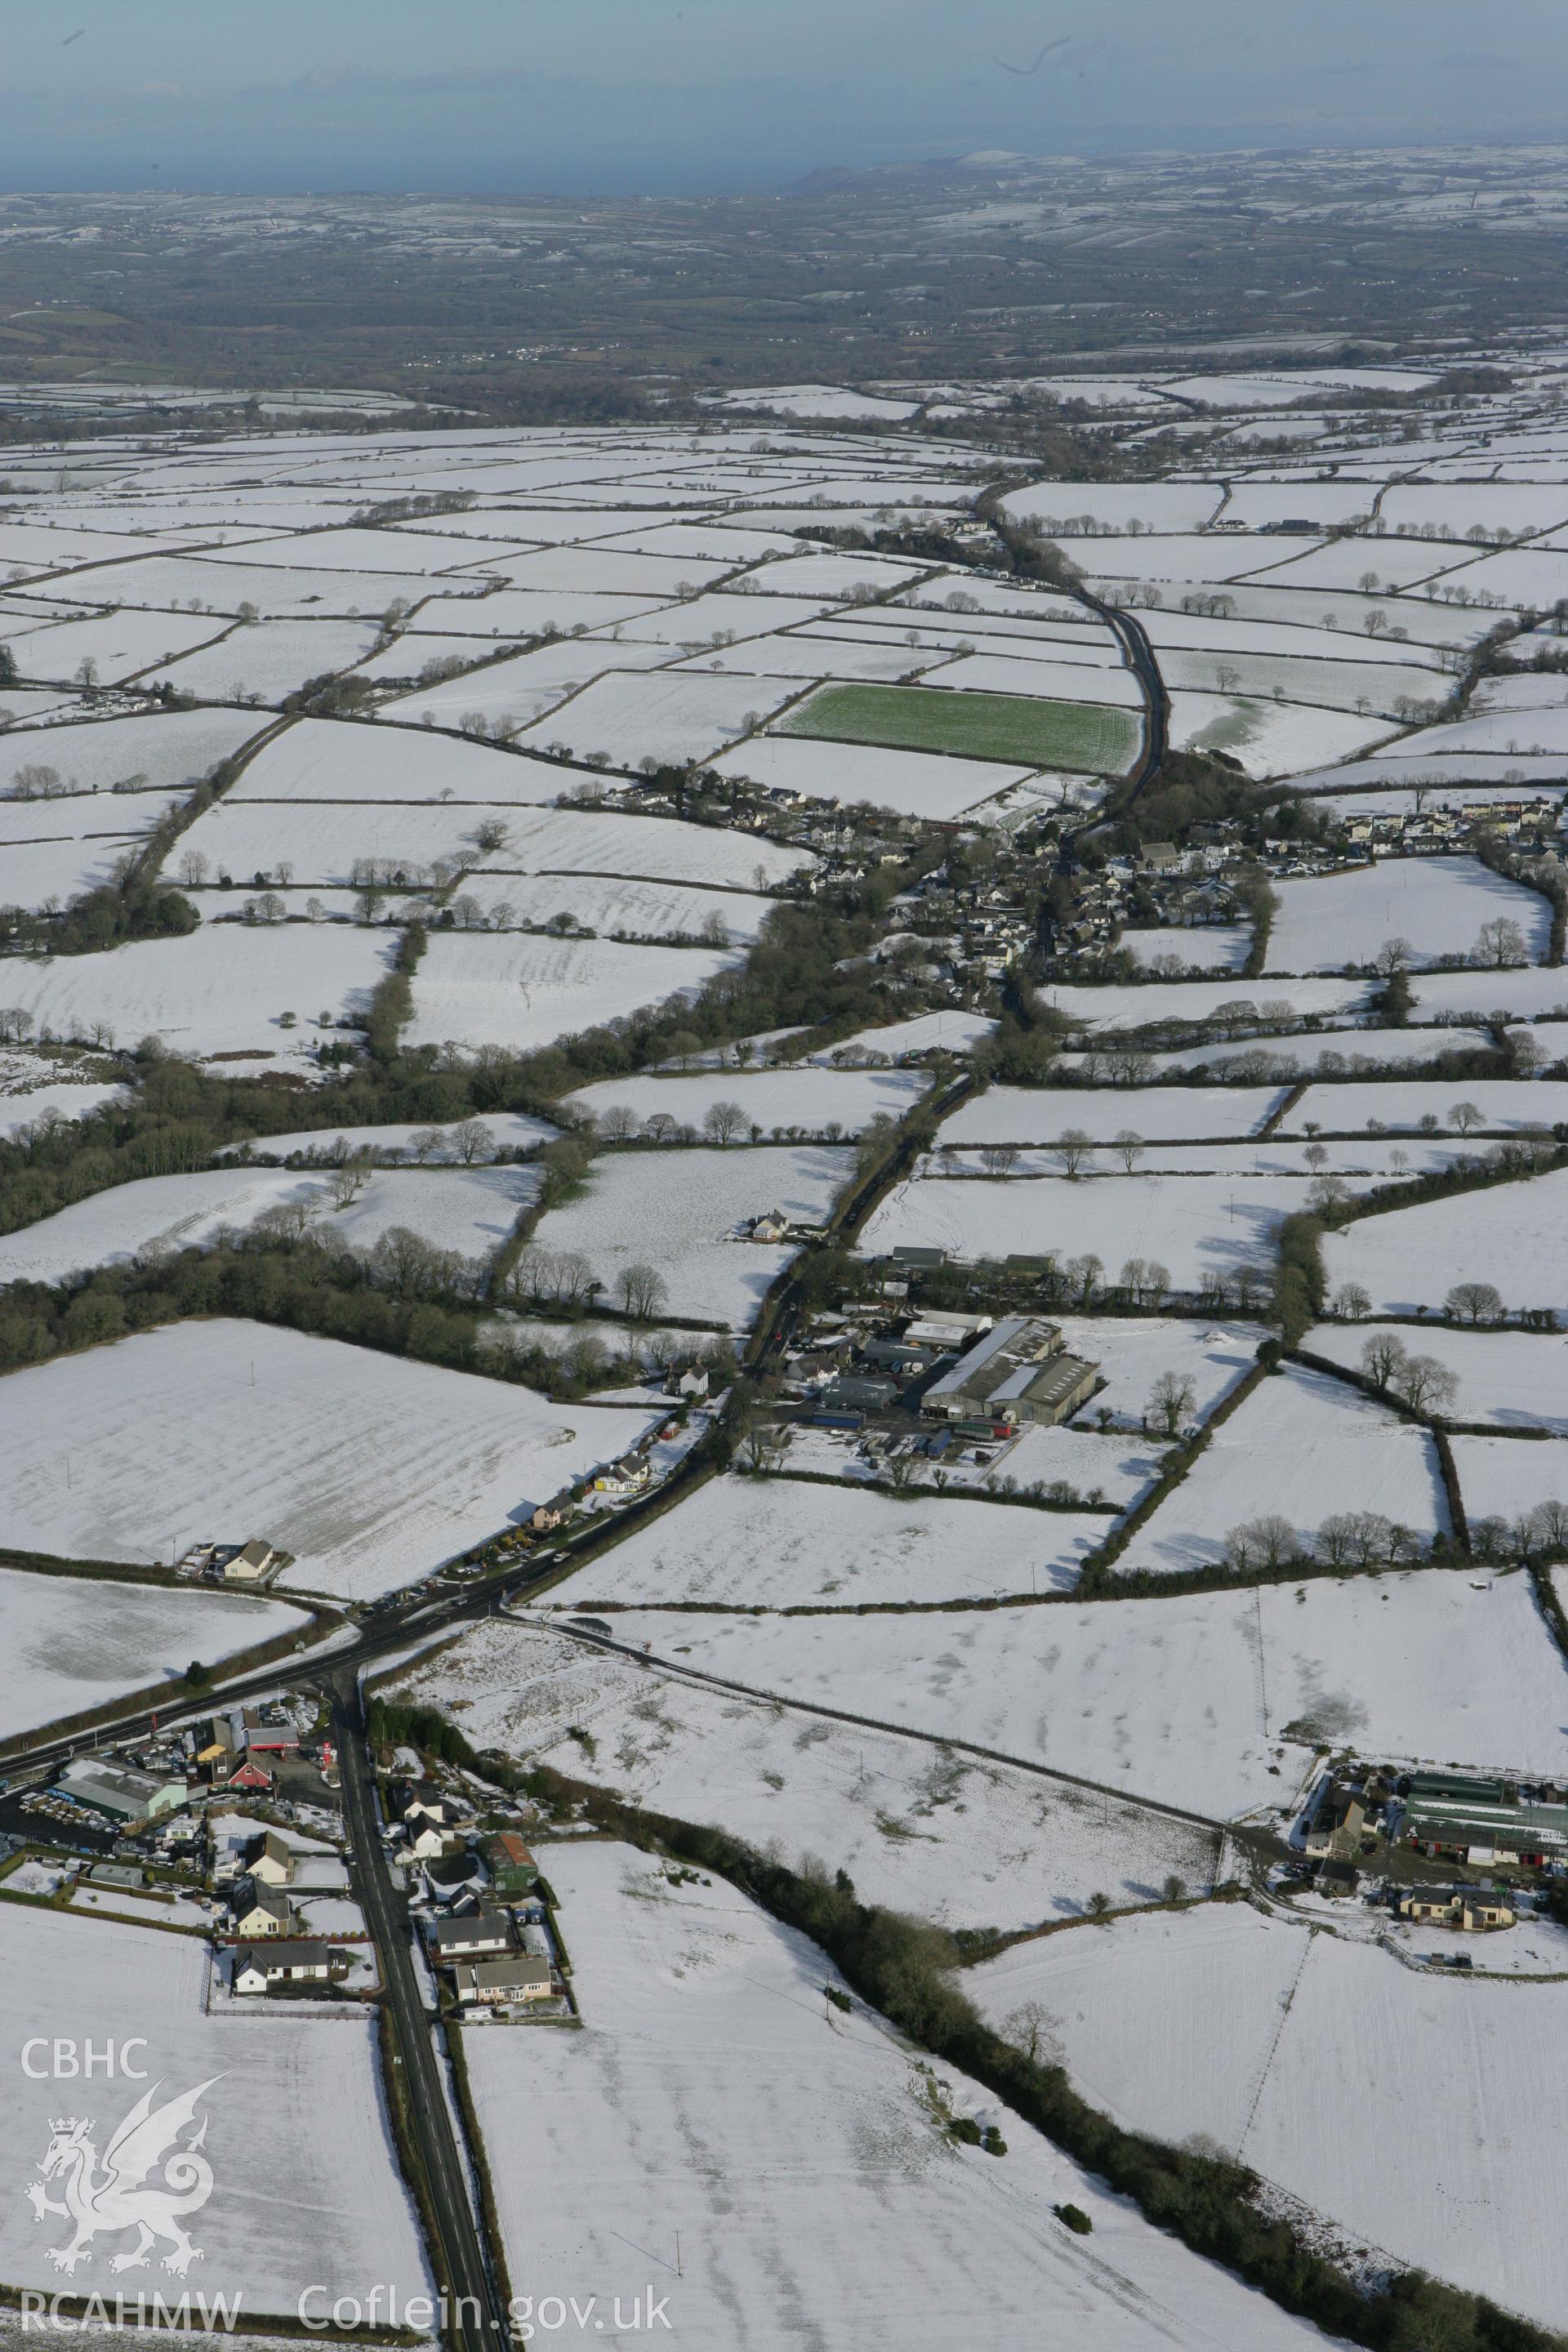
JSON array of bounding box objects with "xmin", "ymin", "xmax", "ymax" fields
[{"xmin": 23, "ymin": 2074, "xmax": 222, "ymax": 2278}]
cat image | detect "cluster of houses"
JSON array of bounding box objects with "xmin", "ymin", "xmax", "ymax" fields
[
  {"xmin": 218, "ymin": 1824, "xmax": 357, "ymax": 1998},
  {"xmin": 190, "ymin": 1704, "xmax": 336, "ymax": 1795},
  {"xmin": 1338, "ymin": 795, "xmax": 1564, "ymax": 858},
  {"xmin": 384, "ymin": 1782, "xmax": 566, "ymax": 2014},
  {"xmin": 42, "ymin": 1707, "xmax": 336, "ymax": 1851}
]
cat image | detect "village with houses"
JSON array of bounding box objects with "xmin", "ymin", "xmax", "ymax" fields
[{"xmin": 9, "ymin": 150, "xmax": 1568, "ymax": 2346}]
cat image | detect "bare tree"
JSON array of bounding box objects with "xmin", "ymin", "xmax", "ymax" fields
[
  {"xmin": 408, "ymin": 1125, "xmax": 445, "ymax": 1165},
  {"xmin": 599, "ymin": 1105, "xmax": 642, "ymax": 1143},
  {"xmin": 327, "ymin": 1163, "xmax": 368, "ymax": 1211},
  {"xmin": 1450, "ymin": 1102, "xmax": 1484, "ymax": 1135},
  {"xmin": 1332, "ymin": 1281, "xmax": 1371, "ymax": 1321},
  {"xmin": 644, "ymin": 1111, "xmax": 678, "ymax": 1146},
  {"xmin": 551, "ymin": 1251, "xmax": 596, "ymax": 1312},
  {"xmin": 1003, "ymin": 2001, "xmax": 1055, "ymax": 2067},
  {"xmin": 1372, "ymin": 938, "xmax": 1413, "ymax": 976},
  {"xmin": 177, "ymin": 849, "xmax": 210, "ymax": 888},
  {"xmin": 452, "ymin": 1117, "xmax": 495, "ymax": 1166},
  {"xmin": 1474, "ymin": 915, "xmax": 1528, "ymax": 969},
  {"xmin": 703, "ymin": 1098, "xmax": 747, "ymax": 1147},
  {"xmin": 1112, "ymin": 1129, "xmax": 1143, "ymax": 1174},
  {"xmin": 1361, "ymin": 1330, "xmax": 1409, "ymax": 1389},
  {"xmin": 1307, "ymin": 1172, "xmax": 1350, "ymax": 1218},
  {"xmin": 1445, "ymin": 1281, "xmax": 1503, "ymax": 1325},
  {"xmin": 1050, "ymin": 1128, "xmax": 1094, "ymax": 1178},
  {"xmin": 980, "ymin": 1143, "xmax": 1020, "ymax": 1176},
  {"xmin": 1148, "ymin": 1370, "xmax": 1196, "ymax": 1437},
  {"xmin": 1395, "ymin": 1354, "xmax": 1459, "ymax": 1416},
  {"xmin": 1064, "ymin": 1253, "xmax": 1102, "ymax": 1308},
  {"xmin": 617, "ymin": 1261, "xmax": 669, "ymax": 1321}
]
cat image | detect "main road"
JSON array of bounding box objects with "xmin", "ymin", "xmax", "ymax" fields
[{"xmin": 332, "ymin": 1675, "xmax": 510, "ymax": 2352}]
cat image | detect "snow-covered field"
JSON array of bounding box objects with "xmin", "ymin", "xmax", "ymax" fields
[
  {"xmin": 0, "ymin": 1570, "xmax": 310, "ymax": 1737},
  {"xmin": 1448, "ymin": 1434, "xmax": 1568, "ymax": 1526},
  {"xmin": 457, "ymin": 1840, "xmax": 1325, "ymax": 2351},
  {"xmin": 1281, "ymin": 1079, "xmax": 1568, "ymax": 1134},
  {"xmin": 229, "ymin": 713, "xmax": 562, "ymax": 805},
  {"xmin": 1321, "ymin": 1166, "xmax": 1568, "ymax": 1316},
  {"xmin": 0, "ymin": 1905, "xmax": 430, "ymax": 2313},
  {"xmin": 0, "ymin": 1321, "xmax": 657, "ymax": 1601},
  {"xmin": 564, "ymin": 1065, "xmax": 928, "ymax": 1137},
  {"xmin": 936, "ymin": 1083, "xmax": 1283, "ymax": 1145},
  {"xmin": 1046, "ymin": 1315, "xmax": 1261, "ymax": 1428},
  {"xmin": 1085, "ymin": 1022, "xmax": 1493, "ymax": 1079},
  {"xmin": 549, "ymin": 1474, "xmax": 1098, "ymax": 1606},
  {"xmin": 963, "ymin": 1134, "xmax": 1459, "ymax": 1179},
  {"xmin": 0, "ymin": 1160, "xmax": 530, "ymax": 1284},
  {"xmin": 0, "ymin": 827, "xmax": 149, "ymax": 907},
  {"xmin": 376, "ymin": 632, "xmax": 673, "ymax": 728},
  {"xmin": 1120, "ymin": 924, "xmax": 1252, "ymax": 973},
  {"xmin": 1409, "ymin": 964, "xmax": 1568, "ymax": 1022},
  {"xmin": 860, "ymin": 1171, "xmax": 1362, "ymax": 1292},
  {"xmin": 0, "ymin": 923, "xmax": 392, "ymax": 1064},
  {"xmin": 709, "ymin": 733, "xmax": 1039, "ymax": 821},
  {"xmin": 1113, "ymin": 1365, "xmax": 1448, "ymax": 1575},
  {"xmin": 531, "ymin": 1566, "xmax": 1568, "ymax": 1809},
  {"xmin": 812, "ymin": 1008, "xmax": 997, "ymax": 1063},
  {"xmin": 181, "ymin": 795, "xmax": 810, "ymax": 898},
  {"xmin": 1307, "ymin": 1321, "xmax": 1568, "ymax": 1432},
  {"xmin": 1265, "ymin": 856, "xmax": 1552, "ymax": 973},
  {"xmin": 0, "ymin": 1160, "xmax": 537, "ymax": 1282},
  {"xmin": 308, "ymin": 1165, "xmax": 538, "ymax": 1265},
  {"xmin": 0, "ymin": 708, "xmax": 268, "ymax": 797},
  {"xmin": 1036, "ymin": 973, "xmax": 1369, "ymax": 1032},
  {"xmin": 1165, "ymin": 690, "xmax": 1394, "ymax": 777},
  {"xmin": 0, "ymin": 1165, "xmax": 326, "ymax": 1284},
  {"xmin": 969, "ymin": 1902, "xmax": 1568, "ymax": 2333},
  {"xmin": 228, "ymin": 1110, "xmax": 558, "ymax": 1161},
  {"xmin": 528, "ymin": 1144, "xmax": 852, "ymax": 1327},
  {"xmin": 406, "ymin": 930, "xmax": 738, "ymax": 1055},
  {"xmin": 513, "ymin": 668, "xmax": 796, "ymax": 765},
  {"xmin": 396, "ymin": 1623, "xmax": 1218, "ymax": 1927}
]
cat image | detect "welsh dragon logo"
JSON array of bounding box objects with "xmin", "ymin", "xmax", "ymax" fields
[{"xmin": 25, "ymin": 2078, "xmax": 221, "ymax": 2276}]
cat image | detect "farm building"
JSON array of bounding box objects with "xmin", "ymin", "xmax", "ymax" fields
[
  {"xmin": 52, "ymin": 1758, "xmax": 185, "ymax": 1828},
  {"xmin": 1402, "ymin": 1771, "xmax": 1568, "ymax": 1866},
  {"xmin": 482, "ymin": 1833, "xmax": 540, "ymax": 1897},
  {"xmin": 920, "ymin": 1316, "xmax": 1098, "ymax": 1427}
]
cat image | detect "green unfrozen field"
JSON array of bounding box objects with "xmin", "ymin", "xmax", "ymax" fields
[{"xmin": 777, "ymin": 681, "xmax": 1141, "ymax": 773}]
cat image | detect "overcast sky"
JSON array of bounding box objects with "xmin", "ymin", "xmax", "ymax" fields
[{"xmin": 6, "ymin": 1, "xmax": 1567, "ymax": 196}]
